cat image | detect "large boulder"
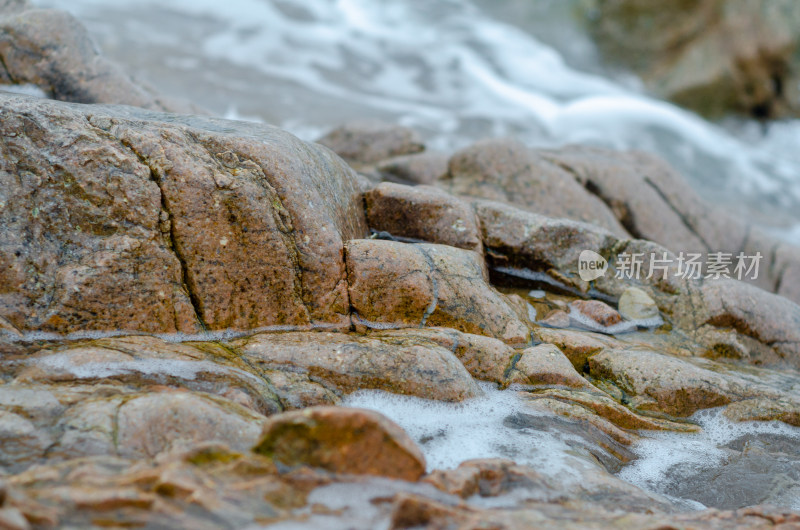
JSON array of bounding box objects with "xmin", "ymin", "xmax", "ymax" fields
[
  {"xmin": 583, "ymin": 0, "xmax": 800, "ymax": 119},
  {"xmin": 0, "ymin": 8, "xmax": 198, "ymax": 113},
  {"xmin": 0, "ymin": 94, "xmax": 367, "ymax": 334}
]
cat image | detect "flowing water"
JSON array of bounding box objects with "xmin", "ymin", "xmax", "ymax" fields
[{"xmin": 27, "ymin": 0, "xmax": 800, "ymax": 512}]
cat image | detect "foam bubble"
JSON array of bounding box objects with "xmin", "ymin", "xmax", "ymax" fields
[
  {"xmin": 619, "ymin": 407, "xmax": 800, "ymax": 510},
  {"xmin": 343, "ymin": 382, "xmax": 595, "ymax": 480}
]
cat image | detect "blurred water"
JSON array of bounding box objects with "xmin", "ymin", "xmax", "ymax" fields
[{"xmin": 33, "ymin": 0, "xmax": 800, "ymax": 239}]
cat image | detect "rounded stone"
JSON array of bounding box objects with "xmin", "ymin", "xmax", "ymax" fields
[{"xmin": 618, "ymin": 287, "xmax": 659, "ymax": 320}]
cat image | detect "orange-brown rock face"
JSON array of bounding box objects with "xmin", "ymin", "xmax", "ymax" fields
[
  {"xmin": 346, "ymin": 239, "xmax": 529, "ymax": 344},
  {"xmin": 0, "ymin": 95, "xmax": 367, "ymax": 334},
  {"xmin": 253, "ymin": 406, "xmax": 426, "ymax": 481},
  {"xmin": 365, "ymin": 182, "xmax": 483, "ymax": 252}
]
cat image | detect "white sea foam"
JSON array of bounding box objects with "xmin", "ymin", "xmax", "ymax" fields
[
  {"xmin": 619, "ymin": 407, "xmax": 800, "ymax": 509},
  {"xmin": 343, "ymin": 382, "xmax": 596, "ymax": 480},
  {"xmin": 568, "ymin": 306, "xmax": 663, "ymax": 335},
  {"xmin": 0, "ymin": 84, "xmax": 48, "ymax": 98}
]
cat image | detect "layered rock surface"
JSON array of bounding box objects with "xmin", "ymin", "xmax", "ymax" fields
[{"xmin": 2, "ymin": 13, "xmax": 800, "ymax": 526}]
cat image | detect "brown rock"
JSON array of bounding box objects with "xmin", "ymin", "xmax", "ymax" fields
[
  {"xmin": 13, "ymin": 336, "xmax": 283, "ymax": 416},
  {"xmin": 229, "ymin": 331, "xmax": 481, "ymax": 402},
  {"xmin": 541, "ymin": 146, "xmax": 740, "ymax": 255},
  {"xmin": 722, "ymin": 397, "xmax": 800, "ymax": 427},
  {"xmin": 534, "ymin": 327, "xmax": 614, "ymax": 370},
  {"xmin": 441, "ymin": 138, "xmax": 628, "ymax": 236},
  {"xmin": 539, "ymin": 310, "xmax": 571, "ymax": 328},
  {"xmin": 116, "ymin": 390, "xmax": 266, "ymax": 458},
  {"xmin": 569, "ymin": 300, "xmax": 623, "ymax": 328},
  {"xmin": 507, "ymin": 343, "xmax": 592, "ymax": 389},
  {"xmin": 0, "ymin": 410, "xmax": 53, "ymax": 472},
  {"xmin": 365, "ymin": 182, "xmax": 483, "ymax": 252},
  {"xmin": 584, "ymin": 0, "xmax": 800, "ymax": 119},
  {"xmin": 586, "ymin": 348, "xmax": 769, "ymax": 417},
  {"xmin": 253, "ymin": 406, "xmax": 426, "ymax": 481},
  {"xmin": 0, "ymin": 94, "xmax": 367, "ymax": 334},
  {"xmin": 0, "ymin": 9, "xmax": 198, "ymax": 113},
  {"xmin": 316, "ymin": 120, "xmax": 424, "ymax": 167},
  {"xmin": 376, "ymin": 151, "xmax": 449, "ymax": 185},
  {"xmin": 370, "ymin": 327, "xmax": 515, "ymax": 385},
  {"xmin": 473, "ymin": 199, "xmax": 617, "ymax": 289},
  {"xmin": 699, "ymin": 279, "xmax": 800, "ymax": 369},
  {"xmin": 346, "ymin": 239, "xmax": 529, "ymax": 344}
]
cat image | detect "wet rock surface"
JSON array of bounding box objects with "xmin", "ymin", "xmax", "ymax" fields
[
  {"xmin": 254, "ymin": 406, "xmax": 426, "ymax": 481},
  {"xmin": 0, "ymin": 94, "xmax": 367, "ymax": 334},
  {"xmin": 2, "ymin": 13, "xmax": 800, "ymax": 527},
  {"xmin": 346, "ymin": 239, "xmax": 529, "ymax": 344}
]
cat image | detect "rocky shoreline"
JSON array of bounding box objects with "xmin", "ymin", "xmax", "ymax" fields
[{"xmin": 2, "ymin": 3, "xmax": 800, "ymax": 529}]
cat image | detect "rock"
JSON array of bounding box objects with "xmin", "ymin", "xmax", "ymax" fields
[
  {"xmin": 316, "ymin": 120, "xmax": 424, "ymax": 167},
  {"xmin": 346, "ymin": 239, "xmax": 529, "ymax": 344},
  {"xmin": 424, "ymin": 458, "xmax": 671, "ymax": 512},
  {"xmin": 253, "ymin": 406, "xmax": 426, "ymax": 481},
  {"xmin": 540, "ymin": 146, "xmax": 741, "ymax": 255},
  {"xmin": 369, "ymin": 327, "xmax": 516, "ymax": 385},
  {"xmin": 538, "ymin": 310, "xmax": 571, "ymax": 328},
  {"xmin": 586, "ymin": 348, "xmax": 775, "ymax": 417},
  {"xmin": 583, "ymin": 0, "xmax": 800, "ymax": 119},
  {"xmin": 0, "ymin": 94, "xmax": 367, "ymax": 334},
  {"xmin": 534, "ymin": 327, "xmax": 614, "ymax": 371},
  {"xmin": 467, "ymin": 144, "xmax": 800, "ymax": 305},
  {"xmin": 473, "ymin": 199, "xmax": 617, "ymax": 289},
  {"xmin": 0, "ymin": 381, "xmax": 270, "ymax": 468},
  {"xmin": 568, "ymin": 300, "xmax": 623, "ymax": 327},
  {"xmin": 441, "ymin": 139, "xmax": 628, "ymax": 236},
  {"xmin": 0, "ymin": 410, "xmax": 53, "ymax": 472},
  {"xmin": 365, "ymin": 182, "xmax": 483, "ymax": 252},
  {"xmin": 12, "ymin": 336, "xmax": 283, "ymax": 416},
  {"xmin": 376, "ymin": 151, "xmax": 449, "ymax": 185},
  {"xmin": 522, "ymin": 396, "xmax": 638, "ymax": 447},
  {"xmin": 0, "ymin": 9, "xmax": 199, "ymax": 113},
  {"xmin": 618, "ymin": 287, "xmax": 659, "ymax": 320},
  {"xmin": 723, "ymin": 398, "xmax": 800, "ymax": 427},
  {"xmin": 228, "ymin": 331, "xmax": 481, "ymax": 402},
  {"xmin": 699, "ymin": 279, "xmax": 800, "ymax": 369},
  {"xmin": 507, "ymin": 343, "xmax": 593, "ymax": 389},
  {"xmin": 0, "ymin": 0, "xmax": 28, "ymax": 15},
  {"xmin": 528, "ymin": 386, "xmax": 698, "ymax": 432},
  {"xmin": 115, "ymin": 391, "xmax": 266, "ymax": 459}
]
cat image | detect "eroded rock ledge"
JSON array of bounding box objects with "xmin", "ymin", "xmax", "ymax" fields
[{"xmin": 3, "ymin": 84, "xmax": 800, "ymax": 528}]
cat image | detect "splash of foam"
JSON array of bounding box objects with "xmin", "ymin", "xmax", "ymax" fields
[
  {"xmin": 619, "ymin": 407, "xmax": 800, "ymax": 510},
  {"xmin": 343, "ymin": 382, "xmax": 594, "ymax": 480}
]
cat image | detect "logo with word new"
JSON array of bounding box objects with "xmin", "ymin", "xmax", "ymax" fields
[{"xmin": 578, "ymin": 250, "xmax": 608, "ymax": 281}]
